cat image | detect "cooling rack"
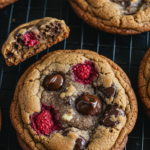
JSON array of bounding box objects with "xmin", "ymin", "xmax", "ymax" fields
[{"xmin": 0, "ymin": 0, "xmax": 149, "ymax": 149}]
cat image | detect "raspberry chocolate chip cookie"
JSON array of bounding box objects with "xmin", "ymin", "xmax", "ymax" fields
[
  {"xmin": 68, "ymin": 0, "xmax": 150, "ymax": 35},
  {"xmin": 2, "ymin": 17, "xmax": 70, "ymax": 66},
  {"xmin": 0, "ymin": 0, "xmax": 17, "ymax": 9},
  {"xmin": 138, "ymin": 48, "xmax": 150, "ymax": 117},
  {"xmin": 10, "ymin": 50, "xmax": 137, "ymax": 150}
]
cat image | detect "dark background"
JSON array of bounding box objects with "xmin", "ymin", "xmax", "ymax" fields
[{"xmin": 0, "ymin": 0, "xmax": 149, "ymax": 149}]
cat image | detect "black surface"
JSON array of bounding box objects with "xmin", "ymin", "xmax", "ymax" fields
[{"xmin": 0, "ymin": 0, "xmax": 149, "ymax": 150}]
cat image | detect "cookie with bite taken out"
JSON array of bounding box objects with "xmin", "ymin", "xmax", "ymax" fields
[
  {"xmin": 10, "ymin": 49, "xmax": 137, "ymax": 150},
  {"xmin": 2, "ymin": 17, "xmax": 70, "ymax": 66}
]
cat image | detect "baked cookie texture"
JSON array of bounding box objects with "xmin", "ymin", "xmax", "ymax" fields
[
  {"xmin": 2, "ymin": 17, "xmax": 70, "ymax": 66},
  {"xmin": 0, "ymin": 0, "xmax": 17, "ymax": 9},
  {"xmin": 68, "ymin": 0, "xmax": 150, "ymax": 35},
  {"xmin": 138, "ymin": 48, "xmax": 150, "ymax": 117},
  {"xmin": 10, "ymin": 50, "xmax": 137, "ymax": 150}
]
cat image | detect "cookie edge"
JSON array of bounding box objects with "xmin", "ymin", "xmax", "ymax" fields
[{"xmin": 138, "ymin": 48, "xmax": 150, "ymax": 115}]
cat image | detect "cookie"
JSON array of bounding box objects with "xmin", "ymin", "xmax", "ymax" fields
[
  {"xmin": 10, "ymin": 50, "xmax": 137, "ymax": 150},
  {"xmin": 17, "ymin": 133, "xmax": 31, "ymax": 150},
  {"xmin": 2, "ymin": 17, "xmax": 70, "ymax": 66},
  {"xmin": 0, "ymin": 0, "xmax": 17, "ymax": 9},
  {"xmin": 68, "ymin": 0, "xmax": 150, "ymax": 35},
  {"xmin": 138, "ymin": 48, "xmax": 150, "ymax": 118}
]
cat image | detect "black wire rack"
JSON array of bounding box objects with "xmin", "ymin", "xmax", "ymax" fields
[{"xmin": 0, "ymin": 0, "xmax": 149, "ymax": 149}]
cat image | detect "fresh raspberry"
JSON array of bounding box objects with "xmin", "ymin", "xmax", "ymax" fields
[
  {"xmin": 30, "ymin": 104, "xmax": 61, "ymax": 136},
  {"xmin": 72, "ymin": 61, "xmax": 98, "ymax": 84},
  {"xmin": 22, "ymin": 32, "xmax": 39, "ymax": 47},
  {"xmin": 35, "ymin": 110, "xmax": 54, "ymax": 136}
]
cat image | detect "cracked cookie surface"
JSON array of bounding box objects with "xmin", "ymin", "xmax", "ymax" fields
[
  {"xmin": 10, "ymin": 50, "xmax": 137, "ymax": 150},
  {"xmin": 68, "ymin": 0, "xmax": 150, "ymax": 35},
  {"xmin": 138, "ymin": 48, "xmax": 150, "ymax": 118},
  {"xmin": 2, "ymin": 17, "xmax": 70, "ymax": 66}
]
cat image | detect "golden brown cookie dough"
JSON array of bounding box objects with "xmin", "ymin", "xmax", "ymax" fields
[
  {"xmin": 138, "ymin": 48, "xmax": 150, "ymax": 118},
  {"xmin": 10, "ymin": 50, "xmax": 138, "ymax": 150},
  {"xmin": 0, "ymin": 0, "xmax": 17, "ymax": 9},
  {"xmin": 2, "ymin": 17, "xmax": 70, "ymax": 66},
  {"xmin": 17, "ymin": 134, "xmax": 31, "ymax": 150},
  {"xmin": 68, "ymin": 0, "xmax": 150, "ymax": 35}
]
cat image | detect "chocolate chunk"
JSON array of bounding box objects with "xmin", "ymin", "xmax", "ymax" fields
[
  {"xmin": 63, "ymin": 97, "xmax": 72, "ymax": 105},
  {"xmin": 76, "ymin": 95, "xmax": 101, "ymax": 116},
  {"xmin": 74, "ymin": 136, "xmax": 87, "ymax": 150},
  {"xmin": 63, "ymin": 131, "xmax": 87, "ymax": 150},
  {"xmin": 43, "ymin": 74, "xmax": 64, "ymax": 91},
  {"xmin": 101, "ymin": 106, "xmax": 125, "ymax": 127},
  {"xmin": 98, "ymin": 85, "xmax": 115, "ymax": 98},
  {"xmin": 6, "ymin": 52, "xmax": 13, "ymax": 58},
  {"xmin": 63, "ymin": 130, "xmax": 70, "ymax": 136},
  {"xmin": 124, "ymin": 0, "xmax": 131, "ymax": 7}
]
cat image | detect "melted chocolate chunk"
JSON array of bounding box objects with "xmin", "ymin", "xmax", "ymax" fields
[
  {"xmin": 43, "ymin": 74, "xmax": 64, "ymax": 91},
  {"xmin": 63, "ymin": 131, "xmax": 87, "ymax": 150},
  {"xmin": 98, "ymin": 85, "xmax": 115, "ymax": 98},
  {"xmin": 74, "ymin": 136, "xmax": 87, "ymax": 150},
  {"xmin": 101, "ymin": 106, "xmax": 125, "ymax": 127},
  {"xmin": 63, "ymin": 97, "xmax": 72, "ymax": 105},
  {"xmin": 76, "ymin": 95, "xmax": 101, "ymax": 116}
]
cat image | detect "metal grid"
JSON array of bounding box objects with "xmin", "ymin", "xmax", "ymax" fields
[{"xmin": 0, "ymin": 0, "xmax": 149, "ymax": 149}]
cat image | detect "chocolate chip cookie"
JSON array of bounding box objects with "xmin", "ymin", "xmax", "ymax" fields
[
  {"xmin": 10, "ymin": 50, "xmax": 137, "ymax": 150},
  {"xmin": 138, "ymin": 48, "xmax": 150, "ymax": 117},
  {"xmin": 68, "ymin": 0, "xmax": 150, "ymax": 35},
  {"xmin": 0, "ymin": 0, "xmax": 17, "ymax": 9},
  {"xmin": 2, "ymin": 17, "xmax": 70, "ymax": 66}
]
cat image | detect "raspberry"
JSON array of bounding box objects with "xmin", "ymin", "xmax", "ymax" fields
[
  {"xmin": 22, "ymin": 32, "xmax": 39, "ymax": 47},
  {"xmin": 72, "ymin": 61, "xmax": 98, "ymax": 84},
  {"xmin": 30, "ymin": 104, "xmax": 61, "ymax": 136}
]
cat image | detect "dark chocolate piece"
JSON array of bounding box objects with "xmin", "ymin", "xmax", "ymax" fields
[
  {"xmin": 76, "ymin": 95, "xmax": 101, "ymax": 116},
  {"xmin": 101, "ymin": 106, "xmax": 125, "ymax": 127},
  {"xmin": 98, "ymin": 85, "xmax": 115, "ymax": 98},
  {"xmin": 43, "ymin": 74, "xmax": 64, "ymax": 91},
  {"xmin": 73, "ymin": 136, "xmax": 87, "ymax": 150},
  {"xmin": 63, "ymin": 130, "xmax": 70, "ymax": 136},
  {"xmin": 63, "ymin": 97, "xmax": 72, "ymax": 105},
  {"xmin": 63, "ymin": 131, "xmax": 87, "ymax": 150}
]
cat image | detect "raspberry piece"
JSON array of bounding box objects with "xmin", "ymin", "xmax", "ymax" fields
[
  {"xmin": 72, "ymin": 61, "xmax": 98, "ymax": 84},
  {"xmin": 35, "ymin": 110, "xmax": 54, "ymax": 136},
  {"xmin": 22, "ymin": 32, "xmax": 39, "ymax": 47},
  {"xmin": 30, "ymin": 104, "xmax": 61, "ymax": 136}
]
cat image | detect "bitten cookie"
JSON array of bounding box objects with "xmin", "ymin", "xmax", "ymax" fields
[
  {"xmin": 0, "ymin": 0, "xmax": 17, "ymax": 9},
  {"xmin": 2, "ymin": 17, "xmax": 70, "ymax": 66},
  {"xmin": 138, "ymin": 48, "xmax": 150, "ymax": 117},
  {"xmin": 68, "ymin": 0, "xmax": 150, "ymax": 35},
  {"xmin": 10, "ymin": 50, "xmax": 137, "ymax": 150}
]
